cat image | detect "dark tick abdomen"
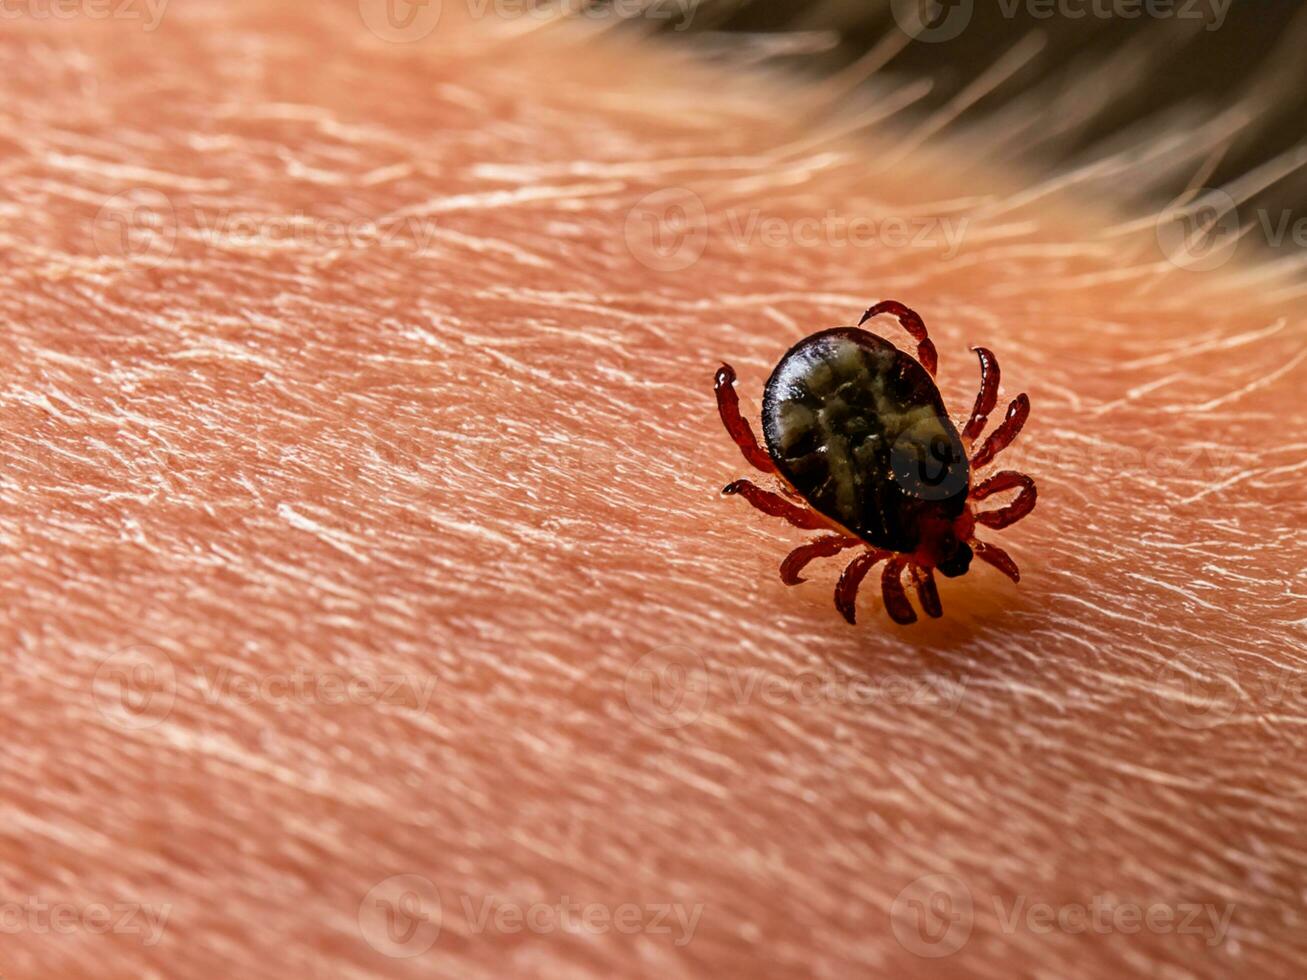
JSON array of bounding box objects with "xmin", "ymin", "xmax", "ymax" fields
[{"xmin": 761, "ymin": 328, "xmax": 970, "ymax": 553}]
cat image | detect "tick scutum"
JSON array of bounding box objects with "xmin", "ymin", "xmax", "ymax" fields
[{"xmin": 760, "ymin": 327, "xmax": 970, "ymax": 553}]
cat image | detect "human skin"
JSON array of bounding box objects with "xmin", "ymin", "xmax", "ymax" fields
[{"xmin": 1, "ymin": 1, "xmax": 1305, "ymax": 977}]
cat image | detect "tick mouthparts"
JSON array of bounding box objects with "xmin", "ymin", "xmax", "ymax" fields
[{"xmin": 936, "ymin": 541, "xmax": 974, "ymax": 578}]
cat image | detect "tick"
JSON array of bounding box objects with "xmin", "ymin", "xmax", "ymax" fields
[{"xmin": 715, "ymin": 300, "xmax": 1036, "ymax": 625}]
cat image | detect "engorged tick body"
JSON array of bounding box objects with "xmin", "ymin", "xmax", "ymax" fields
[{"xmin": 716, "ymin": 301, "xmax": 1036, "ymax": 625}]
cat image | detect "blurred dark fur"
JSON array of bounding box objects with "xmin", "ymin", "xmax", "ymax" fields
[{"xmin": 638, "ymin": 0, "xmax": 1307, "ymax": 219}]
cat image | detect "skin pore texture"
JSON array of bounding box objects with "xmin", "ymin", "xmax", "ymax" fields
[{"xmin": 1, "ymin": 3, "xmax": 1306, "ymax": 977}]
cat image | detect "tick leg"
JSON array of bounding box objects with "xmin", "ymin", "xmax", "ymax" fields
[
  {"xmin": 881, "ymin": 556, "xmax": 918, "ymax": 625},
  {"xmin": 834, "ymin": 548, "xmax": 891, "ymax": 624},
  {"xmin": 971, "ymin": 470, "xmax": 1037, "ymax": 529},
  {"xmin": 723, "ymin": 479, "xmax": 830, "ymax": 530},
  {"xmin": 970, "ymin": 393, "xmax": 1030, "ymax": 470},
  {"xmin": 781, "ymin": 534, "xmax": 862, "ymax": 585},
  {"xmin": 971, "ymin": 539, "xmax": 1021, "ymax": 583},
  {"xmin": 961, "ymin": 346, "xmax": 1000, "ymax": 443},
  {"xmin": 715, "ymin": 363, "xmax": 775, "ymax": 474},
  {"xmin": 911, "ymin": 564, "xmax": 944, "ymax": 618},
  {"xmin": 859, "ymin": 300, "xmax": 938, "ymax": 377}
]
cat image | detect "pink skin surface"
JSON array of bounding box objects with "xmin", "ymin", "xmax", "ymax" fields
[{"xmin": 1, "ymin": 3, "xmax": 1305, "ymax": 978}]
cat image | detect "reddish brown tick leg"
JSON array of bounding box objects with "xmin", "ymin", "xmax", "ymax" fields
[
  {"xmin": 962, "ymin": 346, "xmax": 1000, "ymax": 443},
  {"xmin": 912, "ymin": 564, "xmax": 944, "ymax": 618},
  {"xmin": 722, "ymin": 480, "xmax": 830, "ymax": 530},
  {"xmin": 971, "ymin": 470, "xmax": 1038, "ymax": 529},
  {"xmin": 880, "ymin": 556, "xmax": 917, "ymax": 625},
  {"xmin": 834, "ymin": 549, "xmax": 890, "ymax": 625},
  {"xmin": 970, "ymin": 393, "xmax": 1030, "ymax": 470},
  {"xmin": 859, "ymin": 300, "xmax": 938, "ymax": 377},
  {"xmin": 715, "ymin": 363, "xmax": 776, "ymax": 474},
  {"xmin": 780, "ymin": 535, "xmax": 862, "ymax": 585},
  {"xmin": 971, "ymin": 539, "xmax": 1022, "ymax": 583}
]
